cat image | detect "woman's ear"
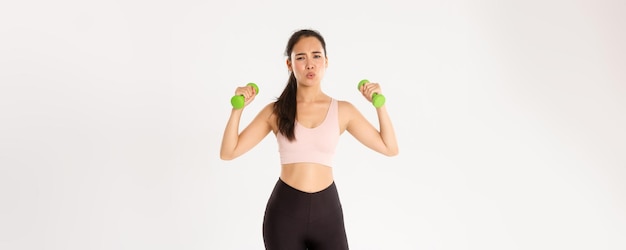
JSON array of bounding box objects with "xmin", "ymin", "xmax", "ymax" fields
[{"xmin": 286, "ymin": 59, "xmax": 292, "ymax": 72}]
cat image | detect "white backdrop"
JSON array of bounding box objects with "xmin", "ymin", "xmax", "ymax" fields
[{"xmin": 1, "ymin": 0, "xmax": 625, "ymax": 249}]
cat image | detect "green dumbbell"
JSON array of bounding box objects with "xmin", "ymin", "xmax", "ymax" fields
[
  {"xmin": 231, "ymin": 82, "xmax": 259, "ymax": 109},
  {"xmin": 358, "ymin": 79, "xmax": 385, "ymax": 108}
]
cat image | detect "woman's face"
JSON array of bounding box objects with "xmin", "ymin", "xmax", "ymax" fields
[{"xmin": 287, "ymin": 36, "xmax": 328, "ymax": 86}]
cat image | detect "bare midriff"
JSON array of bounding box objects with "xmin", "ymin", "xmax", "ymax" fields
[{"xmin": 280, "ymin": 163, "xmax": 334, "ymax": 193}]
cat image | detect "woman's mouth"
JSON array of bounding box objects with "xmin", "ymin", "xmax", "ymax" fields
[{"xmin": 306, "ymin": 72, "xmax": 316, "ymax": 79}]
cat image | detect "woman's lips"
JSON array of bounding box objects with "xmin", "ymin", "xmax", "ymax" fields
[{"xmin": 306, "ymin": 72, "xmax": 316, "ymax": 79}]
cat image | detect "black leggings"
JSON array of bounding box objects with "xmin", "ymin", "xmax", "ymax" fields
[{"xmin": 263, "ymin": 178, "xmax": 349, "ymax": 250}]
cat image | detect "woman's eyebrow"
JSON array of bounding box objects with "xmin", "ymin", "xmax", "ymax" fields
[{"xmin": 294, "ymin": 51, "xmax": 323, "ymax": 56}]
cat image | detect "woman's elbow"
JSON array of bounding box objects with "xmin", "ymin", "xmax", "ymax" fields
[
  {"xmin": 220, "ymin": 151, "xmax": 235, "ymax": 161},
  {"xmin": 385, "ymin": 148, "xmax": 399, "ymax": 157}
]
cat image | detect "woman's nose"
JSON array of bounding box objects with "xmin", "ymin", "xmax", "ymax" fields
[{"xmin": 306, "ymin": 63, "xmax": 315, "ymax": 70}]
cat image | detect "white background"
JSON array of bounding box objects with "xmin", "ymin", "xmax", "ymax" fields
[{"xmin": 1, "ymin": 0, "xmax": 625, "ymax": 249}]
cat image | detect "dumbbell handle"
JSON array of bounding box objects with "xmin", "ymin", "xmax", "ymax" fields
[
  {"xmin": 231, "ymin": 83, "xmax": 259, "ymax": 109},
  {"xmin": 358, "ymin": 79, "xmax": 386, "ymax": 108}
]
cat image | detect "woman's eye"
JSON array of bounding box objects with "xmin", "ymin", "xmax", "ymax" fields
[
  {"xmin": 314, "ymin": 55, "xmax": 321, "ymax": 58},
  {"xmin": 296, "ymin": 57, "xmax": 304, "ymax": 60}
]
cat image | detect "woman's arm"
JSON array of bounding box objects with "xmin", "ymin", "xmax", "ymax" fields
[
  {"xmin": 220, "ymin": 103, "xmax": 274, "ymax": 160},
  {"xmin": 343, "ymin": 82, "xmax": 399, "ymax": 156},
  {"xmin": 220, "ymin": 85, "xmax": 274, "ymax": 160},
  {"xmin": 344, "ymin": 102, "xmax": 399, "ymax": 156}
]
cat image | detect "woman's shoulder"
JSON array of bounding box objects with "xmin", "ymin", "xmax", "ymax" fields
[
  {"xmin": 259, "ymin": 102, "xmax": 276, "ymax": 115},
  {"xmin": 335, "ymin": 99, "xmax": 356, "ymax": 108},
  {"xmin": 335, "ymin": 99, "xmax": 360, "ymax": 115},
  {"xmin": 257, "ymin": 102, "xmax": 278, "ymax": 131}
]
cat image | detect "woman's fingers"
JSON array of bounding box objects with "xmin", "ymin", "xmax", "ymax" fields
[
  {"xmin": 361, "ymin": 82, "xmax": 382, "ymax": 102},
  {"xmin": 234, "ymin": 85, "xmax": 257, "ymax": 106}
]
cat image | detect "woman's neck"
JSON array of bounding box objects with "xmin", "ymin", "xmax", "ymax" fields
[{"xmin": 296, "ymin": 85, "xmax": 325, "ymax": 103}]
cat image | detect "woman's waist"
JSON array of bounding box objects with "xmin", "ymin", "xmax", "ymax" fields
[{"xmin": 280, "ymin": 163, "xmax": 334, "ymax": 193}]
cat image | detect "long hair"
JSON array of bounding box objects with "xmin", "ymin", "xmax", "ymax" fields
[{"xmin": 273, "ymin": 29, "xmax": 327, "ymax": 141}]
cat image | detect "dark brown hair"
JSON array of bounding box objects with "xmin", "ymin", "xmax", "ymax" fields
[{"xmin": 273, "ymin": 29, "xmax": 327, "ymax": 141}]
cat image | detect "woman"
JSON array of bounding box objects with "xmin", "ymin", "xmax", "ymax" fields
[{"xmin": 220, "ymin": 29, "xmax": 398, "ymax": 250}]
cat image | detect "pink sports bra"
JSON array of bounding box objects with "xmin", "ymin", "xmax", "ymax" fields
[{"xmin": 276, "ymin": 98, "xmax": 340, "ymax": 167}]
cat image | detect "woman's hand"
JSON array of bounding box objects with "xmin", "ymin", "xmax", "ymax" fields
[
  {"xmin": 234, "ymin": 84, "xmax": 257, "ymax": 108},
  {"xmin": 359, "ymin": 82, "xmax": 382, "ymax": 104}
]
